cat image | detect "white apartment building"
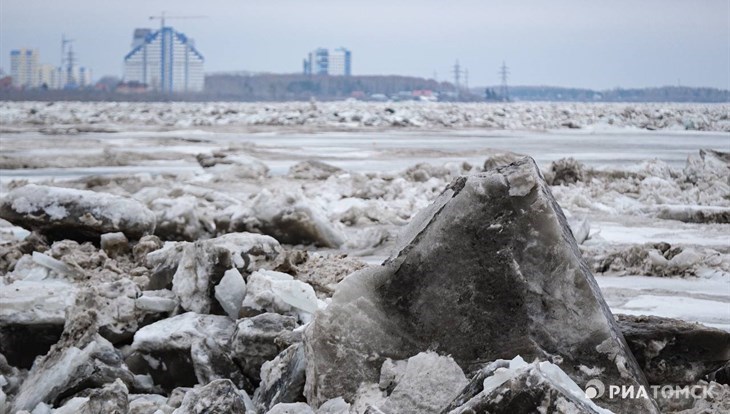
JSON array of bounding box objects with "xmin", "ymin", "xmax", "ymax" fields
[
  {"xmin": 123, "ymin": 27, "xmax": 204, "ymax": 93},
  {"xmin": 303, "ymin": 47, "xmax": 351, "ymax": 76},
  {"xmin": 10, "ymin": 48, "xmax": 39, "ymax": 88},
  {"xmin": 328, "ymin": 47, "xmax": 352, "ymax": 76},
  {"xmin": 36, "ymin": 64, "xmax": 59, "ymax": 88}
]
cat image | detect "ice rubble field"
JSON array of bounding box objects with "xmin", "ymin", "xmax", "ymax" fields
[
  {"xmin": 0, "ymin": 101, "xmax": 728, "ymax": 413},
  {"xmin": 1, "ymin": 101, "xmax": 729, "ymax": 132}
]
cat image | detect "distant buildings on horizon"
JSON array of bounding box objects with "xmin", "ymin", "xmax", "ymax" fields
[
  {"xmin": 6, "ymin": 34, "xmax": 356, "ymax": 93},
  {"xmin": 303, "ymin": 47, "xmax": 351, "ymax": 76},
  {"xmin": 123, "ymin": 26, "xmax": 205, "ymax": 93},
  {"xmin": 8, "ymin": 47, "xmax": 92, "ymax": 90},
  {"xmin": 4, "ymin": 29, "xmax": 728, "ymax": 100}
]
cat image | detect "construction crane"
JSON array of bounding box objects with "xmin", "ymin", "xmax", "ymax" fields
[{"xmin": 149, "ymin": 11, "xmax": 207, "ymax": 30}]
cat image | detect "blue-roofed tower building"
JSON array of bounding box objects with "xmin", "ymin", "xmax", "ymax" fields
[{"xmin": 123, "ymin": 26, "xmax": 204, "ymax": 93}]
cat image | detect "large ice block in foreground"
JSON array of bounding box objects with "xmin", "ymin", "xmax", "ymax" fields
[
  {"xmin": 304, "ymin": 157, "xmax": 659, "ymax": 413},
  {"xmin": 0, "ymin": 184, "xmax": 156, "ymax": 241}
]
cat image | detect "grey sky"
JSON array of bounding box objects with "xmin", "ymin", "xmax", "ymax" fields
[{"xmin": 1, "ymin": 0, "xmax": 728, "ymax": 89}]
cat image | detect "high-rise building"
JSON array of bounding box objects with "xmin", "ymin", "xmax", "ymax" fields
[
  {"xmin": 36, "ymin": 64, "xmax": 59, "ymax": 89},
  {"xmin": 303, "ymin": 47, "xmax": 351, "ymax": 76},
  {"xmin": 123, "ymin": 26, "xmax": 204, "ymax": 93},
  {"xmin": 10, "ymin": 48, "xmax": 39, "ymax": 88},
  {"xmin": 329, "ymin": 47, "xmax": 351, "ymax": 76},
  {"xmin": 308, "ymin": 48, "xmax": 329, "ymax": 75},
  {"xmin": 77, "ymin": 67, "xmax": 92, "ymax": 87}
]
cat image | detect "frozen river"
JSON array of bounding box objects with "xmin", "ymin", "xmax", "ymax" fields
[
  {"xmin": 1, "ymin": 128, "xmax": 728, "ymax": 186},
  {"xmin": 1, "ymin": 127, "xmax": 728, "ymax": 330}
]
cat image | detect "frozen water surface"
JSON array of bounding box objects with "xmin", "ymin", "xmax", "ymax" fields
[{"xmin": 2, "ymin": 129, "xmax": 728, "ymax": 186}]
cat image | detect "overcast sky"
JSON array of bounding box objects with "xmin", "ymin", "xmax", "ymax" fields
[{"xmin": 1, "ymin": 0, "xmax": 728, "ymax": 89}]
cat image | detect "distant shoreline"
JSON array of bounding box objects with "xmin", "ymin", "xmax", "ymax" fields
[{"xmin": 1, "ymin": 74, "xmax": 727, "ymax": 103}]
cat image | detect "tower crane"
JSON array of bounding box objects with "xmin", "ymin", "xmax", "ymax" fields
[{"xmin": 149, "ymin": 12, "xmax": 207, "ymax": 30}]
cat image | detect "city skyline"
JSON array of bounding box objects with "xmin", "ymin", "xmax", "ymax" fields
[
  {"xmin": 1, "ymin": 0, "xmax": 728, "ymax": 90},
  {"xmin": 8, "ymin": 47, "xmax": 93, "ymax": 89}
]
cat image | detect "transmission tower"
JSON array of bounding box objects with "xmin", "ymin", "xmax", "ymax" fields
[
  {"xmin": 61, "ymin": 35, "xmax": 73, "ymax": 69},
  {"xmin": 499, "ymin": 61, "xmax": 510, "ymax": 102},
  {"xmin": 464, "ymin": 69, "xmax": 469, "ymax": 91},
  {"xmin": 452, "ymin": 60, "xmax": 462, "ymax": 92},
  {"xmin": 65, "ymin": 45, "xmax": 77, "ymax": 88},
  {"xmin": 61, "ymin": 35, "xmax": 76, "ymax": 88}
]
